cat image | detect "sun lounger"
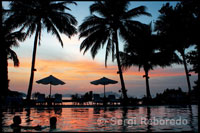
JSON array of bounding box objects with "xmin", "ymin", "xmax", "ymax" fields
[
  {"xmin": 108, "ymin": 95, "xmax": 120, "ymax": 105},
  {"xmin": 5, "ymin": 96, "xmax": 23, "ymax": 107},
  {"xmin": 54, "ymin": 94, "xmax": 62, "ymax": 105},
  {"xmin": 93, "ymin": 94, "xmax": 103, "ymax": 105},
  {"xmin": 36, "ymin": 94, "xmax": 46, "ymax": 105}
]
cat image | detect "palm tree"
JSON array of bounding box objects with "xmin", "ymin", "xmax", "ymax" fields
[
  {"xmin": 0, "ymin": 11, "xmax": 25, "ymax": 96},
  {"xmin": 79, "ymin": 0, "xmax": 151, "ymax": 101},
  {"xmin": 120, "ymin": 24, "xmax": 180, "ymax": 100},
  {"xmin": 7, "ymin": 0, "xmax": 77, "ymax": 101},
  {"xmin": 182, "ymin": 0, "xmax": 200, "ymax": 92},
  {"xmin": 0, "ymin": 1, "xmax": 7, "ymax": 97},
  {"xmin": 155, "ymin": 3, "xmax": 194, "ymax": 95}
]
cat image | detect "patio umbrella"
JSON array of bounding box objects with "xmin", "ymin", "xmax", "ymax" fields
[
  {"xmin": 90, "ymin": 77, "xmax": 118, "ymax": 98},
  {"xmin": 36, "ymin": 75, "xmax": 65, "ymax": 97}
]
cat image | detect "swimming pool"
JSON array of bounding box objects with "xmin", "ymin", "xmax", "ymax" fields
[{"xmin": 1, "ymin": 105, "xmax": 198, "ymax": 132}]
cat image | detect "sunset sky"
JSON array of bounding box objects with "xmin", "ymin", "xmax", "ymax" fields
[{"xmin": 5, "ymin": 1, "xmax": 197, "ymax": 98}]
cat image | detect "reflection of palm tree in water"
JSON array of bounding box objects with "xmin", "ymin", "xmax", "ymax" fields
[
  {"xmin": 121, "ymin": 107, "xmax": 128, "ymax": 132},
  {"xmin": 25, "ymin": 108, "xmax": 32, "ymax": 124},
  {"xmin": 188, "ymin": 105, "xmax": 194, "ymax": 131},
  {"xmin": 0, "ymin": 109, "xmax": 3, "ymax": 132},
  {"xmin": 146, "ymin": 107, "xmax": 152, "ymax": 132}
]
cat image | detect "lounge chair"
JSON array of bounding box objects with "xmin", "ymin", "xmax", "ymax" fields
[
  {"xmin": 108, "ymin": 95, "xmax": 120, "ymax": 105},
  {"xmin": 79, "ymin": 92, "xmax": 93, "ymax": 105},
  {"xmin": 36, "ymin": 94, "xmax": 46, "ymax": 105},
  {"xmin": 54, "ymin": 94, "xmax": 62, "ymax": 105},
  {"xmin": 93, "ymin": 94, "xmax": 103, "ymax": 105},
  {"xmin": 5, "ymin": 96, "xmax": 23, "ymax": 107},
  {"xmin": 71, "ymin": 94, "xmax": 80, "ymax": 105}
]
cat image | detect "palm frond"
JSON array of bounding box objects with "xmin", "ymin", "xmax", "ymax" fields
[
  {"xmin": 80, "ymin": 27, "xmax": 109, "ymax": 58},
  {"xmin": 7, "ymin": 49, "xmax": 19, "ymax": 67},
  {"xmin": 119, "ymin": 52, "xmax": 134, "ymax": 71},
  {"xmin": 111, "ymin": 38, "xmax": 115, "ymax": 62},
  {"xmin": 105, "ymin": 38, "xmax": 112, "ymax": 67},
  {"xmin": 50, "ymin": 1, "xmax": 77, "ymax": 11},
  {"xmin": 90, "ymin": 1, "xmax": 106, "ymax": 16},
  {"xmin": 79, "ymin": 15, "xmax": 105, "ymax": 33},
  {"xmin": 44, "ymin": 18, "xmax": 64, "ymax": 47},
  {"xmin": 79, "ymin": 24, "xmax": 103, "ymax": 38},
  {"xmin": 123, "ymin": 6, "xmax": 151, "ymax": 19}
]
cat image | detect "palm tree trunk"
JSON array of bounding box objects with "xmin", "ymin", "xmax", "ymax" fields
[
  {"xmin": 114, "ymin": 31, "xmax": 128, "ymax": 101},
  {"xmin": 197, "ymin": 45, "xmax": 200, "ymax": 109},
  {"xmin": 180, "ymin": 49, "xmax": 192, "ymax": 95},
  {"xmin": 0, "ymin": 0, "xmax": 8, "ymax": 97},
  {"xmin": 0, "ymin": 51, "xmax": 8, "ymax": 94},
  {"xmin": 144, "ymin": 68, "xmax": 151, "ymax": 99},
  {"xmin": 0, "ymin": 1, "xmax": 3, "ymax": 131},
  {"xmin": 197, "ymin": 45, "xmax": 200, "ymax": 90},
  {"xmin": 26, "ymin": 25, "xmax": 40, "ymax": 101}
]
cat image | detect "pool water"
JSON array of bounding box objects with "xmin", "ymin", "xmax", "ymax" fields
[{"xmin": 1, "ymin": 105, "xmax": 198, "ymax": 132}]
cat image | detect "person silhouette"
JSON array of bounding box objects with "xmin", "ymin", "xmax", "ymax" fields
[
  {"xmin": 10, "ymin": 116, "xmax": 21, "ymax": 132},
  {"xmin": 10, "ymin": 116, "xmax": 42, "ymax": 132},
  {"xmin": 50, "ymin": 117, "xmax": 57, "ymax": 130}
]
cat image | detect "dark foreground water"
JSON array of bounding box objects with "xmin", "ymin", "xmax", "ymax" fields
[{"xmin": 1, "ymin": 105, "xmax": 198, "ymax": 132}]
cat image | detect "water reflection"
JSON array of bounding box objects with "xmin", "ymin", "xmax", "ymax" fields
[
  {"xmin": 5, "ymin": 107, "xmax": 23, "ymax": 114},
  {"xmin": 25, "ymin": 108, "xmax": 32, "ymax": 123},
  {"xmin": 146, "ymin": 107, "xmax": 152, "ymax": 132},
  {"xmin": 188, "ymin": 105, "xmax": 194, "ymax": 131},
  {"xmin": 54, "ymin": 107, "xmax": 62, "ymax": 115},
  {"xmin": 93, "ymin": 107, "xmax": 100, "ymax": 114},
  {"xmin": 121, "ymin": 107, "xmax": 128, "ymax": 132},
  {"xmin": 0, "ymin": 108, "xmax": 3, "ymax": 132},
  {"xmin": 1, "ymin": 105, "xmax": 198, "ymax": 132},
  {"xmin": 71, "ymin": 108, "xmax": 89, "ymax": 118}
]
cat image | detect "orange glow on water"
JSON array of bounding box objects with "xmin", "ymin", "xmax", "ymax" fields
[{"xmin": 2, "ymin": 106, "xmax": 198, "ymax": 132}]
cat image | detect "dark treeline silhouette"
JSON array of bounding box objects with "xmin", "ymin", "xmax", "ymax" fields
[
  {"xmin": 119, "ymin": 24, "xmax": 181, "ymax": 101},
  {"xmin": 0, "ymin": 0, "xmax": 199, "ymax": 106},
  {"xmin": 141, "ymin": 87, "xmax": 198, "ymax": 105},
  {"xmin": 182, "ymin": 0, "xmax": 200, "ymax": 92},
  {"xmin": 155, "ymin": 0, "xmax": 200, "ymax": 103},
  {"xmin": 152, "ymin": 88, "xmax": 189, "ymax": 105},
  {"xmin": 155, "ymin": 2, "xmax": 193, "ymax": 95},
  {"xmin": 186, "ymin": 49, "xmax": 199, "ymax": 96}
]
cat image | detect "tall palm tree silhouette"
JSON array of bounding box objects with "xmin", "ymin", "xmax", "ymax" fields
[
  {"xmin": 7, "ymin": 0, "xmax": 77, "ymax": 101},
  {"xmin": 182, "ymin": 0, "xmax": 200, "ymax": 93},
  {"xmin": 155, "ymin": 3, "xmax": 194, "ymax": 95},
  {"xmin": 0, "ymin": 1, "xmax": 7, "ymax": 96},
  {"xmin": 120, "ymin": 24, "xmax": 180, "ymax": 100},
  {"xmin": 79, "ymin": 0, "xmax": 151, "ymax": 101},
  {"xmin": 0, "ymin": 10, "xmax": 25, "ymax": 96}
]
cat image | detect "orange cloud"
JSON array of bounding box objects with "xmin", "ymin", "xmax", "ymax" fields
[
  {"xmin": 8, "ymin": 57, "xmax": 191, "ymax": 96},
  {"xmin": 9, "ymin": 58, "xmax": 119, "ymax": 80},
  {"xmin": 8, "ymin": 58, "xmax": 187, "ymax": 81}
]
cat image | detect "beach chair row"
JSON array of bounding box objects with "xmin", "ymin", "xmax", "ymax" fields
[{"xmin": 36, "ymin": 94, "xmax": 62, "ymax": 106}]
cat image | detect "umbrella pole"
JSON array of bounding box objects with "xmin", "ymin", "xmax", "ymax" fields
[
  {"xmin": 50, "ymin": 84, "xmax": 52, "ymax": 98},
  {"xmin": 104, "ymin": 85, "xmax": 105, "ymax": 98}
]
